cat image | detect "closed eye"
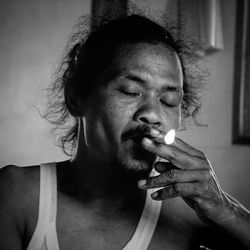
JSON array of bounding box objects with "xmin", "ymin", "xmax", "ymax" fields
[
  {"xmin": 160, "ymin": 99, "xmax": 177, "ymax": 108},
  {"xmin": 119, "ymin": 89, "xmax": 141, "ymax": 97}
]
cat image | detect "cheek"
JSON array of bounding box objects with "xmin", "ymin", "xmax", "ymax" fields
[
  {"xmin": 84, "ymin": 90, "xmax": 136, "ymax": 159},
  {"xmin": 162, "ymin": 106, "xmax": 182, "ymax": 131},
  {"xmin": 103, "ymin": 97, "xmax": 132, "ymax": 139},
  {"xmin": 92, "ymin": 89, "xmax": 133, "ymax": 146}
]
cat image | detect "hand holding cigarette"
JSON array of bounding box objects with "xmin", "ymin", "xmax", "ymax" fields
[{"xmin": 139, "ymin": 127, "xmax": 229, "ymax": 226}]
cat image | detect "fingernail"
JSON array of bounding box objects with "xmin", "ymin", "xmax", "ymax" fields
[
  {"xmin": 151, "ymin": 192, "xmax": 158, "ymax": 198},
  {"xmin": 138, "ymin": 179, "xmax": 147, "ymax": 187},
  {"xmin": 151, "ymin": 128, "xmax": 160, "ymax": 136},
  {"xmin": 144, "ymin": 138, "xmax": 153, "ymax": 144}
]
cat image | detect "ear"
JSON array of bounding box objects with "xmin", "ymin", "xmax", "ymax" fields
[{"xmin": 64, "ymin": 84, "xmax": 84, "ymax": 117}]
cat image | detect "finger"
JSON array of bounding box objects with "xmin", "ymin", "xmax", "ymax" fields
[
  {"xmin": 138, "ymin": 169, "xmax": 210, "ymax": 189},
  {"xmin": 150, "ymin": 128, "xmax": 204, "ymax": 157},
  {"xmin": 149, "ymin": 127, "xmax": 166, "ymax": 140},
  {"xmin": 151, "ymin": 182, "xmax": 205, "ymax": 200},
  {"xmin": 154, "ymin": 161, "xmax": 176, "ymax": 174},
  {"xmin": 143, "ymin": 138, "xmax": 207, "ymax": 170},
  {"xmin": 149, "ymin": 128, "xmax": 204, "ymax": 158},
  {"xmin": 174, "ymin": 137, "xmax": 205, "ymax": 158}
]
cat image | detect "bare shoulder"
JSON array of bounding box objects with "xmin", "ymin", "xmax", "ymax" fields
[
  {"xmin": 0, "ymin": 164, "xmax": 39, "ymax": 180},
  {"xmin": 0, "ymin": 164, "xmax": 40, "ymax": 202},
  {"xmin": 0, "ymin": 165, "xmax": 40, "ymax": 249}
]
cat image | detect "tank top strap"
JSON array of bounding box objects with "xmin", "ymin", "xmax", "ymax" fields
[
  {"xmin": 27, "ymin": 164, "xmax": 160, "ymax": 250},
  {"xmin": 45, "ymin": 163, "xmax": 59, "ymax": 250},
  {"xmin": 27, "ymin": 163, "xmax": 58, "ymax": 250},
  {"xmin": 123, "ymin": 169, "xmax": 162, "ymax": 250}
]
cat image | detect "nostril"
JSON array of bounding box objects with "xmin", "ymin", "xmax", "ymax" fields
[
  {"xmin": 134, "ymin": 106, "xmax": 162, "ymax": 126},
  {"xmin": 139, "ymin": 117, "xmax": 149, "ymax": 124},
  {"xmin": 138, "ymin": 116, "xmax": 161, "ymax": 126}
]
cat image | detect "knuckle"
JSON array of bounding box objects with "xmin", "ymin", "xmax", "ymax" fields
[
  {"xmin": 203, "ymin": 170, "xmax": 211, "ymax": 181},
  {"xmin": 150, "ymin": 177, "xmax": 156, "ymax": 186},
  {"xmin": 187, "ymin": 184, "xmax": 193, "ymax": 194},
  {"xmin": 170, "ymin": 147, "xmax": 179, "ymax": 159},
  {"xmin": 193, "ymin": 159, "xmax": 202, "ymax": 168},
  {"xmin": 199, "ymin": 158, "xmax": 209, "ymax": 168},
  {"xmin": 196, "ymin": 152, "xmax": 209, "ymax": 164},
  {"xmin": 196, "ymin": 150, "xmax": 204, "ymax": 157},
  {"xmin": 192, "ymin": 184, "xmax": 199, "ymax": 193},
  {"xmin": 198, "ymin": 150, "xmax": 206, "ymax": 158},
  {"xmin": 195, "ymin": 198, "xmax": 204, "ymax": 206},
  {"xmin": 173, "ymin": 183, "xmax": 181, "ymax": 194},
  {"xmin": 161, "ymin": 188, "xmax": 169, "ymax": 199},
  {"xmin": 166, "ymin": 169, "xmax": 176, "ymax": 181},
  {"xmin": 202, "ymin": 182, "xmax": 209, "ymax": 192}
]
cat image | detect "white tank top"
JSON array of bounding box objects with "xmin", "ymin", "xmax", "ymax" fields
[{"xmin": 27, "ymin": 163, "xmax": 162, "ymax": 250}]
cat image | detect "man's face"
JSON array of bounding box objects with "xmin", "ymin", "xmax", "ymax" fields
[{"xmin": 82, "ymin": 42, "xmax": 183, "ymax": 176}]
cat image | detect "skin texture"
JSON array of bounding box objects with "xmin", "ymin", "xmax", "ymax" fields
[
  {"xmin": 138, "ymin": 128, "xmax": 228, "ymax": 224},
  {"xmin": 79, "ymin": 42, "xmax": 183, "ymax": 177}
]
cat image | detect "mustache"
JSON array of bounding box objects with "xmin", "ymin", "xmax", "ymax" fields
[{"xmin": 121, "ymin": 125, "xmax": 153, "ymax": 141}]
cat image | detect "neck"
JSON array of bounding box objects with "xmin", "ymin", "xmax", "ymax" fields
[
  {"xmin": 57, "ymin": 121, "xmax": 147, "ymax": 213},
  {"xmin": 59, "ymin": 146, "xmax": 145, "ymax": 213},
  {"xmin": 84, "ymin": 149, "xmax": 142, "ymax": 192}
]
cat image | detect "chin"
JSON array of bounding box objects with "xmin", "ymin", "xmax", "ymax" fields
[
  {"xmin": 112, "ymin": 140, "xmax": 156, "ymax": 179},
  {"xmin": 116, "ymin": 151, "xmax": 156, "ymax": 179}
]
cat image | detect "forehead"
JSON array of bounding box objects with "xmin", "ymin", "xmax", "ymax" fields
[{"xmin": 110, "ymin": 42, "xmax": 183, "ymax": 89}]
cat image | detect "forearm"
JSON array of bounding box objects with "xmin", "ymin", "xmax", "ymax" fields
[{"xmin": 215, "ymin": 192, "xmax": 250, "ymax": 248}]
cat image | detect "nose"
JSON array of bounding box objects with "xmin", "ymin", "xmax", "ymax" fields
[{"xmin": 134, "ymin": 99, "xmax": 162, "ymax": 127}]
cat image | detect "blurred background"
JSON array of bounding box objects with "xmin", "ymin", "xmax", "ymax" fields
[{"xmin": 0, "ymin": 0, "xmax": 250, "ymax": 207}]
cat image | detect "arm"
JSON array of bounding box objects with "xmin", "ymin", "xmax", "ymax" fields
[
  {"xmin": 0, "ymin": 166, "xmax": 24, "ymax": 250},
  {"xmin": 212, "ymin": 192, "xmax": 250, "ymax": 247},
  {"xmin": 197, "ymin": 192, "xmax": 250, "ymax": 249},
  {"xmin": 138, "ymin": 129, "xmax": 250, "ymax": 248}
]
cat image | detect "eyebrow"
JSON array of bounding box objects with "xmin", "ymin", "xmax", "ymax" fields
[{"xmin": 122, "ymin": 73, "xmax": 182, "ymax": 93}]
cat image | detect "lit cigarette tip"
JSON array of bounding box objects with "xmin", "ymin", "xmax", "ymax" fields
[{"xmin": 164, "ymin": 129, "xmax": 175, "ymax": 145}]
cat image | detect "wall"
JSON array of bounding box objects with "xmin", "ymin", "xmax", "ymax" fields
[
  {"xmin": 0, "ymin": 0, "xmax": 249, "ymax": 207},
  {"xmin": 0, "ymin": 0, "xmax": 91, "ymax": 165}
]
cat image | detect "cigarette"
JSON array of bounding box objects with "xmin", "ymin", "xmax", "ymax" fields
[{"xmin": 164, "ymin": 129, "xmax": 175, "ymax": 145}]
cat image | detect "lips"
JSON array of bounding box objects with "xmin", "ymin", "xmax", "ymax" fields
[
  {"xmin": 121, "ymin": 125, "xmax": 153, "ymax": 142},
  {"xmin": 119, "ymin": 127, "xmax": 157, "ymax": 169},
  {"xmin": 129, "ymin": 132, "xmax": 151, "ymax": 141},
  {"xmin": 126, "ymin": 131, "xmax": 155, "ymax": 159},
  {"xmin": 132, "ymin": 138, "xmax": 156, "ymax": 165}
]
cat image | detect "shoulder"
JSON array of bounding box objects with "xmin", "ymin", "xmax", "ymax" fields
[
  {"xmin": 0, "ymin": 164, "xmax": 40, "ymax": 201},
  {"xmin": 0, "ymin": 165, "xmax": 40, "ymax": 241}
]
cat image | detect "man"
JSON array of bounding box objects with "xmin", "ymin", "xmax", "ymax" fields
[{"xmin": 0, "ymin": 15, "xmax": 250, "ymax": 250}]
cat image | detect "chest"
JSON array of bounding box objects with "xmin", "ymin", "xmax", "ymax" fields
[
  {"xmin": 56, "ymin": 194, "xmax": 201, "ymax": 250},
  {"xmin": 56, "ymin": 194, "xmax": 137, "ymax": 250}
]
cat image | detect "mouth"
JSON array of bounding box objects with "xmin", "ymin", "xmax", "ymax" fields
[
  {"xmin": 125, "ymin": 133, "xmax": 156, "ymax": 162},
  {"xmin": 119, "ymin": 128, "xmax": 157, "ymax": 174},
  {"xmin": 120, "ymin": 125, "xmax": 157, "ymax": 160},
  {"xmin": 122, "ymin": 125, "xmax": 153, "ymax": 142},
  {"xmin": 128, "ymin": 132, "xmax": 152, "ymax": 142}
]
